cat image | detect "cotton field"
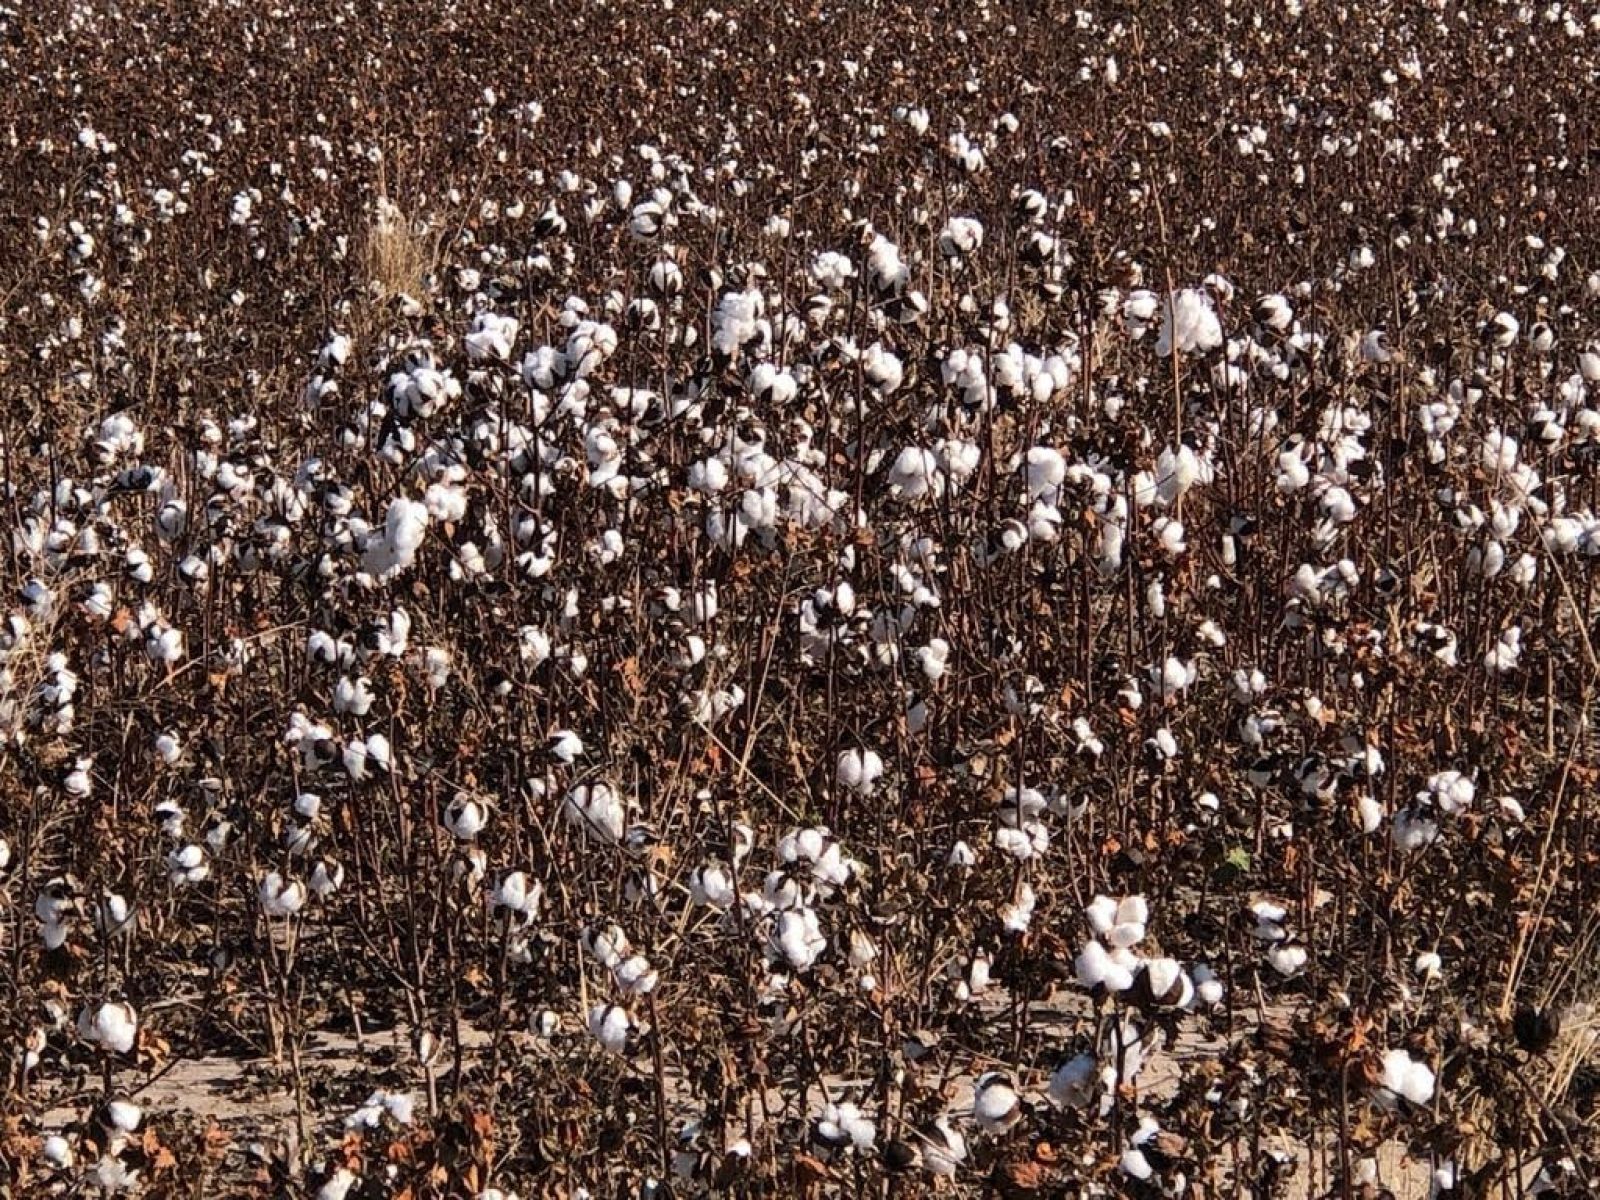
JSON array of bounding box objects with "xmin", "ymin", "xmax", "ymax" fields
[{"xmin": 2, "ymin": 0, "xmax": 1599, "ymax": 1196}]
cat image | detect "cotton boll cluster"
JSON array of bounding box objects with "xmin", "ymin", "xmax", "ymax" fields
[{"xmin": 11, "ymin": 2, "xmax": 1600, "ymax": 1193}]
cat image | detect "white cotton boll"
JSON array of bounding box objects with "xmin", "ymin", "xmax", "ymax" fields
[
  {"xmin": 316, "ymin": 1168, "xmax": 359, "ymax": 1200},
  {"xmin": 1378, "ymin": 1049, "xmax": 1436, "ymax": 1106},
  {"xmin": 1076, "ymin": 940, "xmax": 1135, "ymax": 992},
  {"xmin": 64, "ymin": 760, "xmax": 92, "ymax": 798},
  {"xmin": 1250, "ymin": 900, "xmax": 1288, "ymax": 937},
  {"xmin": 42, "ymin": 1135, "xmax": 73, "ymax": 1169},
  {"xmin": 889, "ymin": 446, "xmax": 942, "ymax": 501},
  {"xmin": 583, "ymin": 923, "xmax": 630, "ymax": 968},
  {"xmin": 167, "ymin": 843, "xmax": 209, "ymax": 886},
  {"xmin": 689, "ymin": 864, "xmax": 735, "ymax": 909},
  {"xmin": 154, "ymin": 732, "xmax": 181, "ymax": 764},
  {"xmin": 1025, "ymin": 446, "xmax": 1067, "ymax": 502},
  {"xmin": 1000, "ymin": 882, "xmax": 1037, "ymax": 933},
  {"xmin": 1485, "ymin": 627, "xmax": 1522, "ymax": 674},
  {"xmin": 421, "ymin": 646, "xmax": 451, "ymax": 689},
  {"xmin": 1471, "ymin": 539, "xmax": 1507, "ymax": 579},
  {"xmin": 587, "ymin": 1004, "xmax": 630, "ymax": 1055},
  {"xmin": 1155, "ymin": 443, "xmax": 1203, "ymax": 506},
  {"xmin": 817, "ymin": 1100, "xmax": 877, "ymax": 1152},
  {"xmin": 1146, "ymin": 580, "xmax": 1166, "ymax": 618},
  {"xmin": 1415, "ymin": 951, "xmax": 1442, "ymax": 980},
  {"xmin": 968, "ymin": 949, "xmax": 993, "ymax": 994},
  {"xmin": 1427, "ymin": 770, "xmax": 1476, "ymax": 815},
  {"xmin": 848, "ymin": 929, "xmax": 877, "ymax": 970},
  {"xmin": 310, "ymin": 860, "xmax": 344, "ymax": 897},
  {"xmin": 1267, "ymin": 943, "xmax": 1308, "ymax": 977},
  {"xmin": 811, "ymin": 250, "xmax": 856, "ymax": 290},
  {"xmin": 563, "ymin": 783, "xmax": 625, "ymax": 843},
  {"xmin": 96, "ymin": 893, "xmax": 133, "ymax": 938},
  {"xmin": 333, "ymin": 675, "xmax": 373, "ymax": 716},
  {"xmin": 916, "ymin": 638, "xmax": 951, "ymax": 683},
  {"xmin": 1192, "ymin": 964, "xmax": 1225, "ymax": 1007},
  {"xmin": 259, "ymin": 872, "xmax": 307, "ymax": 917},
  {"xmin": 689, "ymin": 456, "xmax": 729, "ymax": 494},
  {"xmin": 77, "ymin": 1001, "xmax": 137, "ymax": 1055},
  {"xmin": 920, "ymin": 1118, "xmax": 966, "ymax": 1177},
  {"xmin": 1395, "ymin": 809, "xmax": 1446, "ymax": 857},
  {"xmin": 1142, "ymin": 957, "xmax": 1194, "ymax": 1007},
  {"xmin": 1481, "ymin": 429, "xmax": 1519, "ymax": 474},
  {"xmin": 464, "ymin": 312, "xmax": 520, "ymax": 362},
  {"xmin": 445, "ymin": 796, "xmax": 489, "ymax": 841},
  {"xmin": 972, "ymin": 1072, "xmax": 1021, "ymax": 1134},
  {"xmin": 862, "ymin": 342, "xmax": 903, "ymax": 393},
  {"xmin": 774, "ymin": 907, "xmax": 827, "ymax": 970},
  {"xmin": 1049, "ymin": 1053, "xmax": 1098, "ymax": 1108},
  {"xmin": 837, "ymin": 748, "xmax": 884, "ymax": 795},
  {"xmin": 1153, "ymin": 517, "xmax": 1186, "ymax": 557},
  {"xmin": 548, "ymin": 729, "xmax": 584, "ymax": 763},
  {"xmin": 1321, "ymin": 486, "xmax": 1356, "ymax": 523},
  {"xmin": 424, "ymin": 482, "xmax": 468, "ymax": 523},
  {"xmin": 613, "ymin": 954, "xmax": 659, "ymax": 996},
  {"xmin": 1153, "ymin": 655, "xmax": 1196, "ymax": 698},
  {"xmin": 364, "ymin": 497, "xmax": 430, "ymax": 577},
  {"xmin": 867, "ymin": 233, "xmax": 910, "ymax": 293},
  {"xmin": 1120, "ymin": 1147, "xmax": 1153, "ymax": 1181},
  {"xmin": 939, "ymin": 216, "xmax": 984, "ymax": 257},
  {"xmin": 1156, "ymin": 289, "xmax": 1224, "ymax": 357},
  {"xmin": 948, "ymin": 840, "xmax": 977, "ymax": 868},
  {"xmin": 1357, "ymin": 794, "xmax": 1385, "ymax": 833}
]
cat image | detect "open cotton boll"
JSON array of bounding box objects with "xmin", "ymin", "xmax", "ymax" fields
[
  {"xmin": 105, "ymin": 1098, "xmax": 142, "ymax": 1133},
  {"xmin": 1157, "ymin": 289, "xmax": 1224, "ymax": 357},
  {"xmin": 613, "ymin": 954, "xmax": 659, "ymax": 996},
  {"xmin": 919, "ymin": 1117, "xmax": 966, "ymax": 1177},
  {"xmin": 77, "ymin": 1001, "xmax": 138, "ymax": 1054},
  {"xmin": 42, "ymin": 1134, "xmax": 73, "ymax": 1169},
  {"xmin": 836, "ymin": 747, "xmax": 884, "ymax": 795},
  {"xmin": 464, "ymin": 311, "xmax": 519, "ymax": 362},
  {"xmin": 1140, "ymin": 957, "xmax": 1194, "ymax": 1007},
  {"xmin": 490, "ymin": 872, "xmax": 541, "ymax": 921},
  {"xmin": 1485, "ymin": 627, "xmax": 1523, "ymax": 674},
  {"xmin": 1076, "ymin": 939, "xmax": 1135, "ymax": 992},
  {"xmin": 815, "ymin": 1101, "xmax": 876, "ymax": 1152},
  {"xmin": 861, "ymin": 342, "xmax": 903, "ymax": 392},
  {"xmin": 1356, "ymin": 794, "xmax": 1385, "ymax": 833},
  {"xmin": 689, "ymin": 863, "xmax": 735, "ymax": 909},
  {"xmin": 1377, "ymin": 1048, "xmax": 1436, "ymax": 1107},
  {"xmin": 587, "ymin": 1004, "xmax": 631, "ymax": 1055},
  {"xmin": 258, "ymin": 872, "xmax": 307, "ymax": 917},
  {"xmin": 972, "ymin": 1071, "xmax": 1021, "ymax": 1134},
  {"xmin": 1267, "ymin": 943, "xmax": 1308, "ymax": 977},
  {"xmin": 1392, "ymin": 807, "xmax": 1440, "ymax": 851},
  {"xmin": 1087, "ymin": 894, "xmax": 1148, "ymax": 946},
  {"xmin": 1025, "ymin": 445, "xmax": 1067, "ymax": 502},
  {"xmin": 1425, "ymin": 770, "xmax": 1475, "ymax": 815},
  {"xmin": 938, "ymin": 216, "xmax": 983, "ymax": 257},
  {"xmin": 773, "ymin": 907, "xmax": 827, "ymax": 970},
  {"xmin": 1048, "ymin": 1052, "xmax": 1098, "ymax": 1108},
  {"xmin": 362, "ymin": 497, "xmax": 430, "ymax": 578},
  {"xmin": 563, "ymin": 782, "xmax": 625, "ymax": 843},
  {"xmin": 1120, "ymin": 1146, "xmax": 1153, "ymax": 1181},
  {"xmin": 889, "ymin": 446, "xmax": 943, "ymax": 501}
]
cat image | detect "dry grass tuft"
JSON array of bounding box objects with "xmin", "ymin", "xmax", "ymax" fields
[{"xmin": 361, "ymin": 198, "xmax": 437, "ymax": 304}]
